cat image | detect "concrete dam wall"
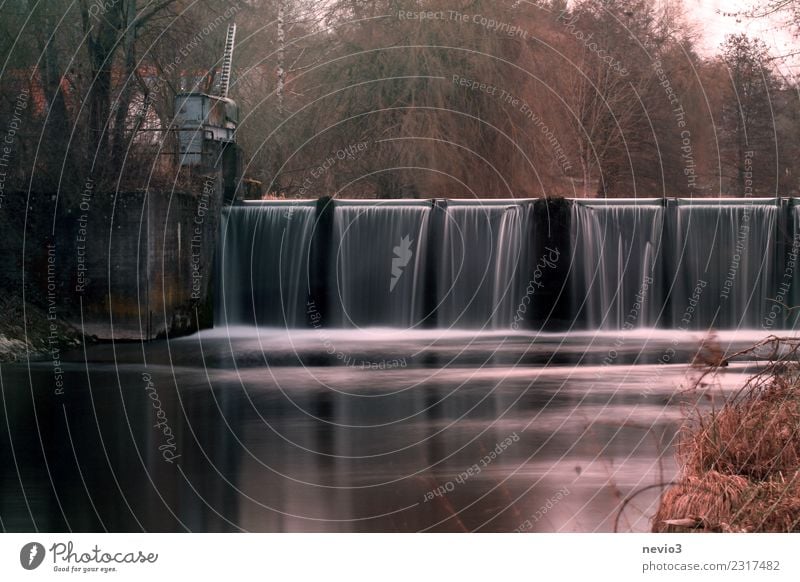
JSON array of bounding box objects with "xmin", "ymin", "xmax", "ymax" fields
[
  {"xmin": 7, "ymin": 193, "xmax": 800, "ymax": 340},
  {"xmin": 218, "ymin": 197, "xmax": 800, "ymax": 331},
  {"xmin": 2, "ymin": 182, "xmax": 220, "ymax": 341}
]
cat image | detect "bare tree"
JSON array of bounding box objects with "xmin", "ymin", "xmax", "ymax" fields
[{"xmin": 719, "ymin": 34, "xmax": 781, "ymax": 195}]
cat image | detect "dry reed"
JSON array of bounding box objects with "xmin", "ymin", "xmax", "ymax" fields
[{"xmin": 653, "ymin": 336, "xmax": 800, "ymax": 533}]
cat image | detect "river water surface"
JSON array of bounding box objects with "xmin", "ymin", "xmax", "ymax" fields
[{"xmin": 0, "ymin": 329, "xmax": 769, "ymax": 532}]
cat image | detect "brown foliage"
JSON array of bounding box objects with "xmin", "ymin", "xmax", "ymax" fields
[
  {"xmin": 653, "ymin": 337, "xmax": 800, "ymax": 533},
  {"xmin": 2, "ymin": 0, "xmax": 799, "ymax": 198},
  {"xmin": 653, "ymin": 471, "xmax": 800, "ymax": 532}
]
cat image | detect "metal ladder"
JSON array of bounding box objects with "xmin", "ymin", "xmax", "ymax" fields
[{"xmin": 218, "ymin": 23, "xmax": 236, "ymax": 98}]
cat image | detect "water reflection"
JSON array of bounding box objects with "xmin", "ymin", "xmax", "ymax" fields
[{"xmin": 0, "ymin": 329, "xmax": 769, "ymax": 532}]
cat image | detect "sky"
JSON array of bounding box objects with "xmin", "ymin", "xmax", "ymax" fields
[{"xmin": 685, "ymin": 0, "xmax": 799, "ymax": 76}]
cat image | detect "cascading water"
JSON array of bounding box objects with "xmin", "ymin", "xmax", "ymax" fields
[
  {"xmin": 571, "ymin": 202, "xmax": 663, "ymax": 329},
  {"xmin": 437, "ymin": 202, "xmax": 533, "ymax": 329},
  {"xmin": 217, "ymin": 198, "xmax": 791, "ymax": 331},
  {"xmin": 330, "ymin": 202, "xmax": 430, "ymax": 327},
  {"xmin": 784, "ymin": 203, "xmax": 800, "ymax": 329},
  {"xmin": 217, "ymin": 202, "xmax": 315, "ymax": 327},
  {"xmin": 667, "ymin": 201, "xmax": 777, "ymax": 329}
]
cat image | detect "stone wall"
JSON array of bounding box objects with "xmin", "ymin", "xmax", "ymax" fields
[{"xmin": 0, "ymin": 179, "xmax": 221, "ymax": 340}]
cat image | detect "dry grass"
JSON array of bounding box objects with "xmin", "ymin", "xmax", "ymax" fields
[
  {"xmin": 652, "ymin": 337, "xmax": 800, "ymax": 533},
  {"xmin": 653, "ymin": 470, "xmax": 800, "ymax": 532},
  {"xmin": 680, "ymin": 373, "xmax": 800, "ymax": 480}
]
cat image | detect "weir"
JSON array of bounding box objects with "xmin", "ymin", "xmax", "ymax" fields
[
  {"xmin": 331, "ymin": 200, "xmax": 430, "ymax": 327},
  {"xmin": 217, "ymin": 202, "xmax": 315, "ymax": 327},
  {"xmin": 436, "ymin": 201, "xmax": 534, "ymax": 329},
  {"xmin": 571, "ymin": 200, "xmax": 664, "ymax": 330},
  {"xmin": 216, "ymin": 197, "xmax": 799, "ymax": 331}
]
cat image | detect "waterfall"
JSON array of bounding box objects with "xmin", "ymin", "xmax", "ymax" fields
[
  {"xmin": 217, "ymin": 202, "xmax": 315, "ymax": 327},
  {"xmin": 330, "ymin": 202, "xmax": 430, "ymax": 328},
  {"xmin": 217, "ymin": 198, "xmax": 791, "ymax": 331},
  {"xmin": 437, "ymin": 202, "xmax": 532, "ymax": 329},
  {"xmin": 571, "ymin": 202, "xmax": 663, "ymax": 329},
  {"xmin": 667, "ymin": 201, "xmax": 777, "ymax": 329},
  {"xmin": 786, "ymin": 204, "xmax": 800, "ymax": 329}
]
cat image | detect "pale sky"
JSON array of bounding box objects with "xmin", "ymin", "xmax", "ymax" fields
[{"xmin": 686, "ymin": 0, "xmax": 799, "ymax": 77}]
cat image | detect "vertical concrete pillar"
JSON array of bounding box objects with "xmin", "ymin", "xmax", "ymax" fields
[
  {"xmin": 421, "ymin": 199, "xmax": 447, "ymax": 328},
  {"xmin": 662, "ymin": 198, "xmax": 679, "ymax": 328},
  {"xmin": 530, "ymin": 197, "xmax": 572, "ymax": 331},
  {"xmin": 308, "ymin": 195, "xmax": 335, "ymax": 327}
]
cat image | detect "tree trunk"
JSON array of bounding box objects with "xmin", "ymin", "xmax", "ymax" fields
[
  {"xmin": 111, "ymin": 1, "xmax": 138, "ymax": 165},
  {"xmin": 85, "ymin": 2, "xmax": 122, "ymax": 166},
  {"xmin": 277, "ymin": 2, "xmax": 286, "ymax": 116},
  {"xmin": 36, "ymin": 6, "xmax": 73, "ymax": 187}
]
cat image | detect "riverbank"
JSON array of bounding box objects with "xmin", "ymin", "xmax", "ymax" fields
[
  {"xmin": 0, "ymin": 295, "xmax": 85, "ymax": 363},
  {"xmin": 653, "ymin": 338, "xmax": 800, "ymax": 532}
]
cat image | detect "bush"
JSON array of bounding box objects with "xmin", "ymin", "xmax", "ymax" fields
[{"xmin": 653, "ymin": 337, "xmax": 800, "ymax": 532}]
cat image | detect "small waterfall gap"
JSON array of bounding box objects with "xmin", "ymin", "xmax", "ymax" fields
[
  {"xmin": 668, "ymin": 202, "xmax": 777, "ymax": 329},
  {"xmin": 437, "ymin": 202, "xmax": 532, "ymax": 329},
  {"xmin": 216, "ymin": 203, "xmax": 315, "ymax": 327},
  {"xmin": 571, "ymin": 202, "xmax": 663, "ymax": 329},
  {"xmin": 330, "ymin": 202, "xmax": 430, "ymax": 328}
]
